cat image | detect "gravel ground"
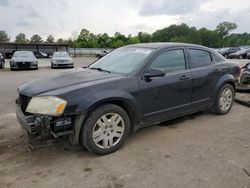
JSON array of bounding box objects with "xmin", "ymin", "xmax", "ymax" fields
[{"xmin": 0, "ymin": 58, "xmax": 249, "ymax": 188}]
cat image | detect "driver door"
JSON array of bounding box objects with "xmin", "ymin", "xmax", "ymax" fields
[{"xmin": 139, "ymin": 48, "xmax": 192, "ymax": 123}]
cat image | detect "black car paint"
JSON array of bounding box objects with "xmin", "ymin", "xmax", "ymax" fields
[
  {"xmin": 17, "ymin": 43, "xmax": 240, "ymax": 143},
  {"xmin": 219, "ymin": 47, "xmax": 241, "ymax": 58},
  {"xmin": 229, "ymin": 49, "xmax": 250, "ymax": 59}
]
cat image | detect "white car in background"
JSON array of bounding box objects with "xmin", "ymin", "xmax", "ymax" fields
[{"xmin": 51, "ymin": 51, "xmax": 74, "ymax": 69}]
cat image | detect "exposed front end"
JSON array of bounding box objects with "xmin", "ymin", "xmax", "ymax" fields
[{"xmin": 16, "ymin": 94, "xmax": 75, "ymax": 139}]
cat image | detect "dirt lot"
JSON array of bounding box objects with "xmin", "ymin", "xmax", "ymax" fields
[{"xmin": 0, "ymin": 58, "xmax": 250, "ymax": 188}]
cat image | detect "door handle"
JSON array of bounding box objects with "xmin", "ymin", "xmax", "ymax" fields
[{"xmin": 179, "ymin": 75, "xmax": 190, "ymax": 80}]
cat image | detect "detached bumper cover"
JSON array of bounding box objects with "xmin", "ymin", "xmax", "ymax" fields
[
  {"xmin": 16, "ymin": 104, "xmax": 75, "ymax": 138},
  {"xmin": 16, "ymin": 104, "xmax": 37, "ymax": 134}
]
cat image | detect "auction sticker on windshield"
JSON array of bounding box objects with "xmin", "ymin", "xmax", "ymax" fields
[{"xmin": 134, "ymin": 49, "xmax": 152, "ymax": 54}]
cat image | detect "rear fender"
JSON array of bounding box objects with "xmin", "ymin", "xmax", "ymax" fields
[{"xmin": 212, "ymin": 74, "xmax": 235, "ymax": 102}]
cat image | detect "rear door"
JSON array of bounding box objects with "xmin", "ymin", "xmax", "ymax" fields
[{"xmin": 188, "ymin": 48, "xmax": 222, "ymax": 109}]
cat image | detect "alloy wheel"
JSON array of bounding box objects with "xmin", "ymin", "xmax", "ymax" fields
[
  {"xmin": 92, "ymin": 113, "xmax": 125, "ymax": 149},
  {"xmin": 219, "ymin": 88, "xmax": 233, "ymax": 112}
]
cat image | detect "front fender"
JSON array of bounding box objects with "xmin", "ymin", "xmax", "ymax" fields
[{"xmin": 74, "ymin": 89, "xmax": 141, "ymax": 124}]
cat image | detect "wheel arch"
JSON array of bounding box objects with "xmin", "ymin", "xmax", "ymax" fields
[
  {"xmin": 72, "ymin": 95, "xmax": 141, "ymax": 145},
  {"xmin": 212, "ymin": 74, "xmax": 235, "ymax": 102}
]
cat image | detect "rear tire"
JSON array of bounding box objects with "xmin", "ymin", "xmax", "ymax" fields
[
  {"xmin": 211, "ymin": 84, "xmax": 234, "ymax": 115},
  {"xmin": 80, "ymin": 104, "xmax": 130, "ymax": 155}
]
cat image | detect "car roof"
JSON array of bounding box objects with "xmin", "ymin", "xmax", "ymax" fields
[{"xmin": 126, "ymin": 42, "xmax": 210, "ymax": 50}]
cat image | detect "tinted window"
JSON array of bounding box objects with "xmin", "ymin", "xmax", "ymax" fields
[
  {"xmin": 189, "ymin": 49, "xmax": 212, "ymax": 68},
  {"xmin": 212, "ymin": 52, "xmax": 225, "ymax": 63},
  {"xmin": 149, "ymin": 49, "xmax": 186, "ymax": 73}
]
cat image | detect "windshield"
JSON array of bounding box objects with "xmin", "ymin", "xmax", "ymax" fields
[
  {"xmin": 53, "ymin": 52, "xmax": 69, "ymax": 58},
  {"xmin": 13, "ymin": 51, "xmax": 35, "ymax": 58},
  {"xmin": 90, "ymin": 47, "xmax": 154, "ymax": 74}
]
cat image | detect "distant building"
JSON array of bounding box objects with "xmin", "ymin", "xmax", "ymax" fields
[{"xmin": 0, "ymin": 42, "xmax": 70, "ymax": 58}]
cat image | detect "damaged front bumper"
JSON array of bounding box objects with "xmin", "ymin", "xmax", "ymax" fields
[{"xmin": 16, "ymin": 104, "xmax": 86, "ymax": 144}]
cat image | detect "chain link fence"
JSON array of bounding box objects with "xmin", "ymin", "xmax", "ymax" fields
[{"xmin": 68, "ymin": 48, "xmax": 113, "ymax": 57}]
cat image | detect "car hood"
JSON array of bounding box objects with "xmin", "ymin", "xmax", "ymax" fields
[
  {"xmin": 11, "ymin": 57, "xmax": 37, "ymax": 62},
  {"xmin": 19, "ymin": 68, "xmax": 123, "ymax": 96}
]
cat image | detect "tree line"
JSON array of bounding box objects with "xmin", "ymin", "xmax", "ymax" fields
[{"xmin": 1, "ymin": 22, "xmax": 250, "ymax": 48}]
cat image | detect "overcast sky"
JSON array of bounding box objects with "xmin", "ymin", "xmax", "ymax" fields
[{"xmin": 0, "ymin": 0, "xmax": 250, "ymax": 40}]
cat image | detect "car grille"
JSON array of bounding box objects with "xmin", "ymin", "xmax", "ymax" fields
[
  {"xmin": 56, "ymin": 60, "xmax": 69, "ymax": 63},
  {"xmin": 16, "ymin": 62, "xmax": 31, "ymax": 67},
  {"xmin": 19, "ymin": 94, "xmax": 31, "ymax": 112}
]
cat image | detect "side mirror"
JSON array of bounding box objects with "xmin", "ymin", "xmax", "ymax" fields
[{"xmin": 144, "ymin": 68, "xmax": 165, "ymax": 81}]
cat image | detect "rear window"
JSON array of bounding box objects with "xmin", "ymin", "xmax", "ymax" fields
[
  {"xmin": 189, "ymin": 49, "xmax": 212, "ymax": 68},
  {"xmin": 212, "ymin": 52, "xmax": 225, "ymax": 63}
]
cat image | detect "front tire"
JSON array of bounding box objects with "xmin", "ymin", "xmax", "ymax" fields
[
  {"xmin": 80, "ymin": 104, "xmax": 130, "ymax": 155},
  {"xmin": 211, "ymin": 84, "xmax": 234, "ymax": 115}
]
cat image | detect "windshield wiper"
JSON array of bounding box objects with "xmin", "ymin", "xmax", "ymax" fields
[{"xmin": 89, "ymin": 67, "xmax": 111, "ymax": 73}]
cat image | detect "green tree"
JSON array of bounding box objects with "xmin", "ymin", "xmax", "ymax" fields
[
  {"xmin": 30, "ymin": 34, "xmax": 43, "ymax": 43},
  {"xmin": 111, "ymin": 40, "xmax": 125, "ymax": 48},
  {"xmin": 15, "ymin": 33, "xmax": 28, "ymax": 43},
  {"xmin": 126, "ymin": 36, "xmax": 140, "ymax": 45},
  {"xmin": 96, "ymin": 33, "xmax": 111, "ymax": 48},
  {"xmin": 216, "ymin": 22, "xmax": 237, "ymax": 38},
  {"xmin": 151, "ymin": 23, "xmax": 201, "ymax": 44},
  {"xmin": 0, "ymin": 30, "xmax": 10, "ymax": 42},
  {"xmin": 46, "ymin": 35, "xmax": 55, "ymax": 43},
  {"xmin": 198, "ymin": 28, "xmax": 222, "ymax": 48},
  {"xmin": 138, "ymin": 32, "xmax": 151, "ymax": 43},
  {"xmin": 76, "ymin": 28, "xmax": 99, "ymax": 47}
]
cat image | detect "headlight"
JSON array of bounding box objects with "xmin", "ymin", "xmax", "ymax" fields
[{"xmin": 26, "ymin": 96, "xmax": 67, "ymax": 116}]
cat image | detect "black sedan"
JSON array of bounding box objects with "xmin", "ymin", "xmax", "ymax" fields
[
  {"xmin": 228, "ymin": 48, "xmax": 250, "ymax": 59},
  {"xmin": 16, "ymin": 43, "xmax": 240, "ymax": 155},
  {"xmin": 10, "ymin": 51, "xmax": 38, "ymax": 70},
  {"xmin": 219, "ymin": 47, "xmax": 241, "ymax": 58},
  {"xmin": 34, "ymin": 51, "xmax": 50, "ymax": 59}
]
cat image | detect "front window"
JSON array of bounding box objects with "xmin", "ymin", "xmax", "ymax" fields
[
  {"xmin": 90, "ymin": 47, "xmax": 154, "ymax": 74},
  {"xmin": 148, "ymin": 49, "xmax": 186, "ymax": 73}
]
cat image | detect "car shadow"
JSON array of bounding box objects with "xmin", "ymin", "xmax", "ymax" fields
[{"xmin": 157, "ymin": 111, "xmax": 206, "ymax": 129}]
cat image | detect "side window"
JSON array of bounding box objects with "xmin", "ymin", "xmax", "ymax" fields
[
  {"xmin": 211, "ymin": 52, "xmax": 225, "ymax": 63},
  {"xmin": 189, "ymin": 49, "xmax": 212, "ymax": 68},
  {"xmin": 148, "ymin": 49, "xmax": 186, "ymax": 73}
]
